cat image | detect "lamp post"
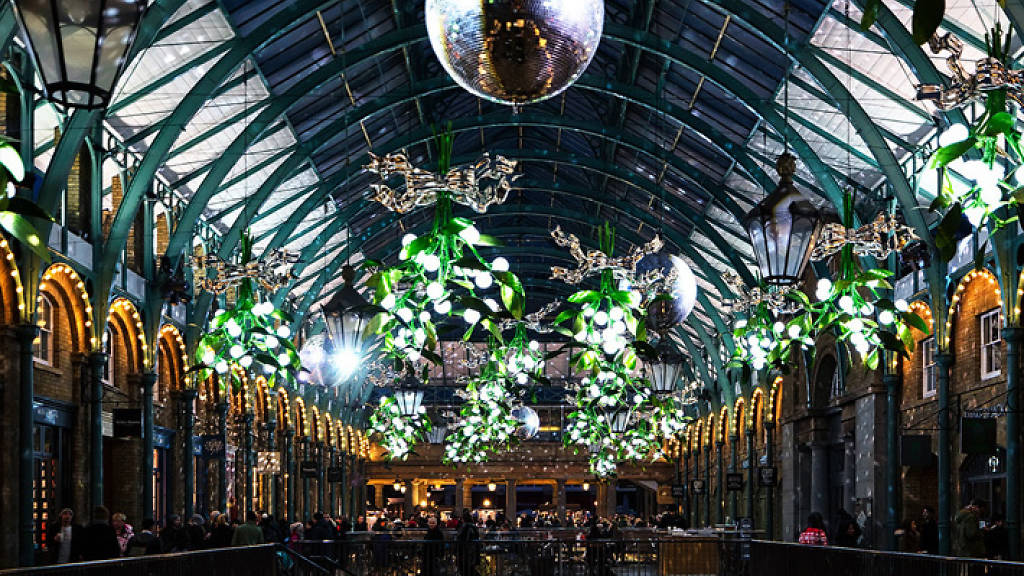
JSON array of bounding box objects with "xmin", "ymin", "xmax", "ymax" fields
[
  {"xmin": 12, "ymin": 0, "xmax": 147, "ymax": 109},
  {"xmin": 743, "ymin": 153, "xmax": 823, "ymax": 286}
]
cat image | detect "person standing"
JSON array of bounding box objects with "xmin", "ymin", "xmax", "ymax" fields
[
  {"xmin": 422, "ymin": 515, "xmax": 445, "ymax": 576},
  {"xmin": 231, "ymin": 510, "xmax": 265, "ymax": 546},
  {"xmin": 918, "ymin": 506, "xmax": 938, "ymax": 554},
  {"xmin": 49, "ymin": 508, "xmax": 81, "ymax": 564},
  {"xmin": 126, "ymin": 518, "xmax": 161, "ymax": 556},
  {"xmin": 81, "ymin": 506, "xmax": 121, "ymax": 560},
  {"xmin": 456, "ymin": 509, "xmax": 480, "ymax": 576},
  {"xmin": 953, "ymin": 500, "xmax": 986, "ymax": 558},
  {"xmin": 798, "ymin": 512, "xmax": 828, "ymax": 546},
  {"xmin": 833, "ymin": 509, "xmax": 861, "ymax": 547},
  {"xmin": 186, "ymin": 514, "xmax": 207, "ymax": 549},
  {"xmin": 112, "ymin": 513, "xmax": 133, "ymax": 556}
]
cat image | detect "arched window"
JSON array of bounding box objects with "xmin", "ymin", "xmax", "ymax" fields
[{"xmin": 34, "ymin": 294, "xmax": 55, "ymax": 365}]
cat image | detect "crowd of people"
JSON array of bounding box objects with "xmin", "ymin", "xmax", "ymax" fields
[
  {"xmin": 796, "ymin": 502, "xmax": 1009, "ymax": 560},
  {"xmin": 45, "ymin": 504, "xmax": 361, "ymax": 564}
]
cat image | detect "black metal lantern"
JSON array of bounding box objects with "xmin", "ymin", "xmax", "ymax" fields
[
  {"xmin": 648, "ymin": 341, "xmax": 686, "ymax": 394},
  {"xmin": 743, "ymin": 153, "xmax": 823, "ymax": 286},
  {"xmin": 392, "ymin": 372, "xmax": 424, "ymax": 417},
  {"xmin": 13, "ymin": 0, "xmax": 148, "ymax": 109},
  {"xmin": 322, "ymin": 265, "xmax": 372, "ymax": 356},
  {"xmin": 607, "ymin": 409, "xmax": 631, "ymax": 434}
]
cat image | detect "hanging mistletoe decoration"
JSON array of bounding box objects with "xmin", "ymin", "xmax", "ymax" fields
[
  {"xmin": 443, "ymin": 326, "xmax": 546, "ymax": 464},
  {"xmin": 194, "ymin": 234, "xmax": 302, "ymax": 392},
  {"xmin": 364, "ymin": 125, "xmax": 526, "ymax": 366},
  {"xmin": 553, "ymin": 224, "xmax": 671, "ymax": 477},
  {"xmin": 919, "ymin": 25, "xmax": 1024, "ymax": 261}
]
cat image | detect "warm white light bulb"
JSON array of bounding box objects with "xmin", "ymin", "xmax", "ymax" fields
[
  {"xmin": 475, "ymin": 273, "xmax": 493, "ymax": 289},
  {"xmin": 491, "ymin": 257, "xmax": 509, "ymax": 272},
  {"xmin": 464, "ymin": 309, "xmax": 481, "ymax": 324}
]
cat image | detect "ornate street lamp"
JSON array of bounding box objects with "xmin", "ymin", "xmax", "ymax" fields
[
  {"xmin": 647, "ymin": 341, "xmax": 686, "ymax": 394},
  {"xmin": 322, "ymin": 265, "xmax": 373, "ymax": 378},
  {"xmin": 13, "ymin": 0, "xmax": 147, "ymax": 109},
  {"xmin": 392, "ymin": 372, "xmax": 424, "ymax": 417},
  {"xmin": 743, "ymin": 153, "xmax": 823, "ymax": 286}
]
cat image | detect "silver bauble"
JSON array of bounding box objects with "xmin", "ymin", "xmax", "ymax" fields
[
  {"xmin": 636, "ymin": 253, "xmax": 697, "ymax": 333},
  {"xmin": 512, "ymin": 406, "xmax": 540, "ymax": 440},
  {"xmin": 426, "ymin": 0, "xmax": 604, "ymax": 106}
]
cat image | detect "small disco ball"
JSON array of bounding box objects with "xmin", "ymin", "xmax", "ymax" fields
[
  {"xmin": 636, "ymin": 253, "xmax": 697, "ymax": 333},
  {"xmin": 512, "ymin": 406, "xmax": 540, "ymax": 440},
  {"xmin": 425, "ymin": 0, "xmax": 604, "ymax": 106}
]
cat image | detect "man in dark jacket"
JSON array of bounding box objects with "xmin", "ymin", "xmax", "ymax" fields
[
  {"xmin": 49, "ymin": 508, "xmax": 82, "ymax": 563},
  {"xmin": 187, "ymin": 514, "xmax": 207, "ymax": 550},
  {"xmin": 81, "ymin": 506, "xmax": 121, "ymax": 560},
  {"xmin": 307, "ymin": 512, "xmax": 334, "ymax": 540},
  {"xmin": 126, "ymin": 518, "xmax": 162, "ymax": 556},
  {"xmin": 160, "ymin": 514, "xmax": 190, "ymax": 553},
  {"xmin": 919, "ymin": 506, "xmax": 939, "ymax": 554}
]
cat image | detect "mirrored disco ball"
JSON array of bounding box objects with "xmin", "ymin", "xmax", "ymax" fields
[
  {"xmin": 637, "ymin": 253, "xmax": 698, "ymax": 333},
  {"xmin": 512, "ymin": 406, "xmax": 540, "ymax": 440},
  {"xmin": 426, "ymin": 0, "xmax": 604, "ymax": 106}
]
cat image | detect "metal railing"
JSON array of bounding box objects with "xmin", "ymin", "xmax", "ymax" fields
[
  {"xmin": 749, "ymin": 541, "xmax": 1024, "ymax": 576},
  {"xmin": 288, "ymin": 537, "xmax": 721, "ymax": 576},
  {"xmin": 0, "ymin": 545, "xmax": 279, "ymax": 576}
]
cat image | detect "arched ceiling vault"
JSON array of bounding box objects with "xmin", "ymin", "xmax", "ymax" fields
[{"xmin": 25, "ymin": 0, "xmax": 1021, "ymax": 395}]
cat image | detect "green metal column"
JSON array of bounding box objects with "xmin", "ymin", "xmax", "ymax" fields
[
  {"xmin": 692, "ymin": 445, "xmax": 700, "ymax": 526},
  {"xmin": 351, "ymin": 455, "xmax": 360, "ymax": 522},
  {"xmin": 89, "ymin": 352, "xmax": 107, "ymax": 511},
  {"xmin": 729, "ymin": 434, "xmax": 739, "ymax": 520},
  {"xmin": 216, "ymin": 402, "xmax": 229, "ymax": 513},
  {"xmin": 328, "ymin": 446, "xmax": 336, "ymax": 516},
  {"xmin": 17, "ymin": 324, "xmax": 36, "ymax": 566},
  {"xmin": 936, "ymin": 353, "xmax": 953, "ymax": 554},
  {"xmin": 318, "ymin": 442, "xmax": 326, "ymax": 514},
  {"xmin": 302, "ymin": 437, "xmax": 311, "ymax": 519},
  {"xmin": 715, "ymin": 440, "xmax": 725, "ymax": 523},
  {"xmin": 703, "ymin": 444, "xmax": 711, "ymax": 527},
  {"xmin": 242, "ymin": 412, "xmax": 254, "ymax": 515},
  {"xmin": 683, "ymin": 449, "xmax": 691, "ymax": 526},
  {"xmin": 765, "ymin": 421, "xmax": 776, "ymax": 540},
  {"xmin": 746, "ymin": 429, "xmax": 755, "ymax": 521},
  {"xmin": 884, "ymin": 370, "xmax": 901, "ymax": 551},
  {"xmin": 1004, "ymin": 327, "xmax": 1022, "ymax": 559},
  {"xmin": 141, "ymin": 373, "xmax": 157, "ymax": 520},
  {"xmin": 181, "ymin": 389, "xmax": 197, "ymax": 519},
  {"xmin": 265, "ymin": 388, "xmax": 277, "ymax": 518},
  {"xmin": 283, "ymin": 429, "xmax": 295, "ymax": 521}
]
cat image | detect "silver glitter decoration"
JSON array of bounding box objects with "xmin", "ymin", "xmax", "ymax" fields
[{"xmin": 426, "ymin": 0, "xmax": 604, "ymax": 106}]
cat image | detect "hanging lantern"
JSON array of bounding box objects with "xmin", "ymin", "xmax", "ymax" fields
[
  {"xmin": 743, "ymin": 153, "xmax": 823, "ymax": 286},
  {"xmin": 607, "ymin": 410, "xmax": 631, "ymax": 434},
  {"xmin": 392, "ymin": 372, "xmax": 424, "ymax": 417},
  {"xmin": 322, "ymin": 265, "xmax": 373, "ymax": 373},
  {"xmin": 13, "ymin": 0, "xmax": 148, "ymax": 109},
  {"xmin": 647, "ymin": 341, "xmax": 686, "ymax": 394}
]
